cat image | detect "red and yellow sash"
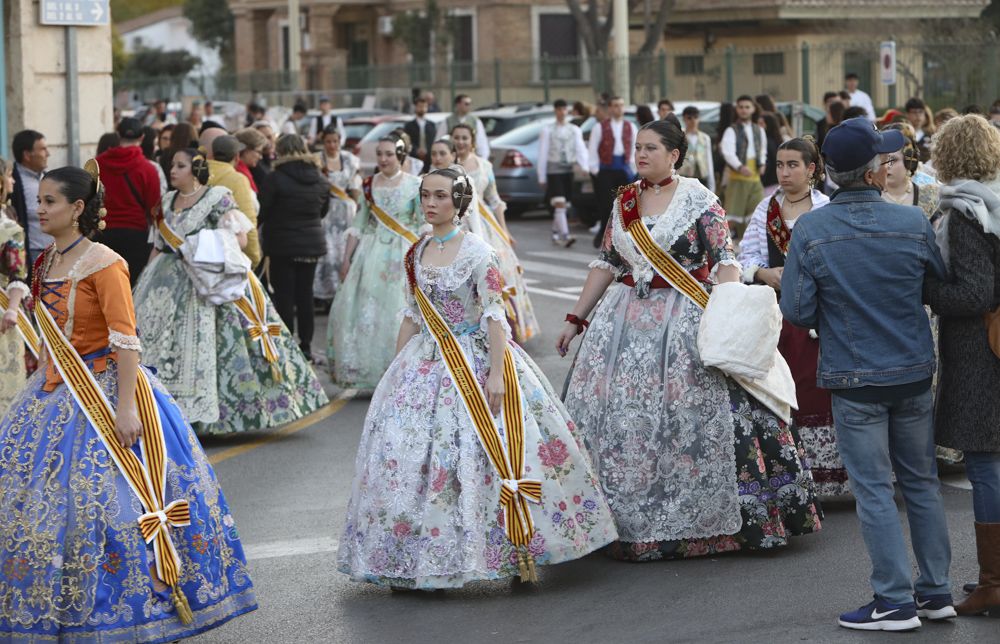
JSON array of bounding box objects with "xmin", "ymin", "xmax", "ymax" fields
[
  {"xmin": 765, "ymin": 195, "xmax": 791, "ymax": 257},
  {"xmin": 618, "ymin": 183, "xmax": 709, "ymax": 309},
  {"xmin": 329, "ymin": 183, "xmax": 352, "ymax": 203},
  {"xmin": 0, "ymin": 289, "xmax": 40, "ymax": 358},
  {"xmin": 405, "ymin": 242, "xmax": 541, "ymax": 580},
  {"xmin": 158, "ymin": 217, "xmax": 282, "ymax": 379},
  {"xmin": 477, "ymin": 201, "xmax": 513, "ymax": 247},
  {"xmin": 363, "ymin": 176, "xmax": 419, "ymax": 244},
  {"xmin": 35, "ymin": 302, "xmax": 194, "ymax": 624}
]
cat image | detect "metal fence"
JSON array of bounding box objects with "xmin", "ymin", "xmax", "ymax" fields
[{"xmin": 116, "ymin": 39, "xmax": 1000, "ymax": 113}]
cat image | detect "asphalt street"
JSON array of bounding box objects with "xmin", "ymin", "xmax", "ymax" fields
[{"xmin": 192, "ymin": 214, "xmax": 996, "ymax": 644}]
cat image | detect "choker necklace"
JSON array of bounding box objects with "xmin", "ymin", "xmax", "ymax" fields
[
  {"xmin": 58, "ymin": 235, "xmax": 85, "ymax": 255},
  {"xmin": 179, "ymin": 185, "xmax": 203, "ymax": 198},
  {"xmin": 640, "ymin": 175, "xmax": 674, "ymax": 195},
  {"xmin": 786, "ymin": 192, "xmax": 811, "ymax": 204},
  {"xmin": 432, "ymin": 227, "xmax": 460, "ymax": 252}
]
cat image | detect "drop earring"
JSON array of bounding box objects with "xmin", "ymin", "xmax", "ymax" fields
[{"xmin": 452, "ymin": 215, "xmax": 461, "ymax": 226}]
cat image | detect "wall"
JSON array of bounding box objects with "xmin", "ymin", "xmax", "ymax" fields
[
  {"xmin": 6, "ymin": 0, "xmax": 114, "ymax": 166},
  {"xmin": 122, "ymin": 16, "xmax": 222, "ymax": 77}
]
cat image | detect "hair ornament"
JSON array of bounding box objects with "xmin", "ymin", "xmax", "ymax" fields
[{"xmin": 83, "ymin": 158, "xmax": 102, "ymax": 194}]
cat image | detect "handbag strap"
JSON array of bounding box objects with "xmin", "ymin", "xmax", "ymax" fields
[{"xmin": 122, "ymin": 173, "xmax": 154, "ymax": 228}]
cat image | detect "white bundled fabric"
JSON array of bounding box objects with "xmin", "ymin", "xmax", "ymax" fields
[
  {"xmin": 698, "ymin": 282, "xmax": 781, "ymax": 379},
  {"xmin": 697, "ymin": 281, "xmax": 798, "ymax": 423},
  {"xmin": 178, "ymin": 221, "xmax": 251, "ymax": 306}
]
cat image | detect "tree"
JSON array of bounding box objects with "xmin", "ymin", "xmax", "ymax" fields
[
  {"xmin": 564, "ymin": 0, "xmax": 674, "ymax": 58},
  {"xmin": 122, "ymin": 47, "xmax": 199, "ymax": 79},
  {"xmin": 183, "ymin": 0, "xmax": 235, "ymax": 69}
]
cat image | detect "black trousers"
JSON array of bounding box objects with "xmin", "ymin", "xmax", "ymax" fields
[
  {"xmin": 98, "ymin": 227, "xmax": 152, "ymax": 286},
  {"xmin": 268, "ymin": 256, "xmax": 318, "ymax": 353},
  {"xmin": 594, "ymin": 168, "xmax": 631, "ymax": 247}
]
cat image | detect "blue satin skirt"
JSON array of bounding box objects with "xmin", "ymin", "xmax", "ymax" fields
[{"xmin": 0, "ymin": 361, "xmax": 256, "ymax": 642}]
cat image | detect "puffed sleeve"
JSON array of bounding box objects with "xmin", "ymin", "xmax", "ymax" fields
[
  {"xmin": 476, "ymin": 249, "xmax": 512, "ymax": 340},
  {"xmin": 94, "ymin": 260, "xmax": 142, "ymax": 352},
  {"xmin": 347, "ymin": 190, "xmax": 371, "ymax": 240},
  {"xmin": 697, "ymin": 201, "xmax": 742, "ymax": 283}
]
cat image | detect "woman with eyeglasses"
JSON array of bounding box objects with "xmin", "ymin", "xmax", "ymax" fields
[{"xmin": 880, "ymin": 123, "xmax": 940, "ymax": 220}]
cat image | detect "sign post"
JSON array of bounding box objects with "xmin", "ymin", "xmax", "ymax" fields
[
  {"xmin": 39, "ymin": 1, "xmax": 109, "ymax": 166},
  {"xmin": 880, "ymin": 40, "xmax": 897, "ymax": 110}
]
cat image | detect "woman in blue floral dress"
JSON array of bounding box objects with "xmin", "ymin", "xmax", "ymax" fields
[
  {"xmin": 133, "ymin": 148, "xmax": 328, "ymax": 434},
  {"xmin": 338, "ymin": 167, "xmax": 616, "ymax": 589},
  {"xmin": 557, "ymin": 122, "xmax": 821, "ymax": 561},
  {"xmin": 0, "ymin": 166, "xmax": 255, "ymax": 641}
]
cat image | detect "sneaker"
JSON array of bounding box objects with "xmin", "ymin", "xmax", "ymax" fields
[
  {"xmin": 838, "ymin": 596, "xmax": 921, "ymax": 631},
  {"xmin": 588, "ymin": 222, "xmax": 601, "ymax": 234},
  {"xmin": 915, "ymin": 593, "xmax": 957, "ymax": 620},
  {"xmin": 563, "ymin": 235, "xmax": 577, "ymax": 248}
]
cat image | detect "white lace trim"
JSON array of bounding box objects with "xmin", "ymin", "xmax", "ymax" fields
[
  {"xmin": 345, "ymin": 227, "xmax": 362, "ymax": 241},
  {"xmin": 162, "ymin": 186, "xmax": 234, "ymax": 237},
  {"xmin": 67, "ymin": 243, "xmax": 125, "ymax": 282},
  {"xmin": 400, "ymin": 306, "xmax": 422, "ymax": 325},
  {"xmin": 709, "ymin": 258, "xmax": 743, "ymax": 284},
  {"xmin": 5, "ymin": 280, "xmax": 29, "ymax": 298},
  {"xmin": 588, "ymin": 259, "xmax": 616, "ymax": 272},
  {"xmin": 221, "ymin": 209, "xmax": 254, "ymax": 235},
  {"xmin": 480, "ymin": 305, "xmax": 512, "ymax": 341},
  {"xmin": 416, "ymin": 234, "xmax": 492, "ymax": 292},
  {"xmin": 108, "ymin": 329, "xmax": 142, "ymax": 352}
]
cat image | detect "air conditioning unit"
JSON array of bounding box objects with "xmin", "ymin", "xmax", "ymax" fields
[{"xmin": 378, "ymin": 15, "xmax": 394, "ymax": 37}]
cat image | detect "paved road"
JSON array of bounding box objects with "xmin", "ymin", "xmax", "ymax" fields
[{"xmin": 194, "ymin": 214, "xmax": 991, "ymax": 643}]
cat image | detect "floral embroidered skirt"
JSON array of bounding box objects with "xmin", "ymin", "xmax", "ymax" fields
[
  {"xmin": 337, "ymin": 331, "xmax": 618, "ymax": 589},
  {"xmin": 0, "ymin": 363, "xmax": 256, "ymax": 642},
  {"xmin": 563, "ymin": 284, "xmax": 822, "ymax": 562},
  {"xmin": 779, "ymin": 320, "xmax": 850, "ymax": 498},
  {"xmin": 134, "ymin": 252, "xmax": 329, "ymax": 435}
]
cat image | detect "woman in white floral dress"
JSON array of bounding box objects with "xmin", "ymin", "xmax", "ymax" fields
[
  {"xmin": 454, "ymin": 124, "xmax": 540, "ymax": 343},
  {"xmin": 338, "ymin": 167, "xmax": 616, "ymax": 589},
  {"xmin": 313, "ymin": 125, "xmax": 361, "ymax": 302},
  {"xmin": 557, "ymin": 121, "xmax": 821, "ymax": 562}
]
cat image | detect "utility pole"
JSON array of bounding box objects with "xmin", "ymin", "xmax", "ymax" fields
[
  {"xmin": 288, "ymin": 0, "xmax": 301, "ymax": 90},
  {"xmin": 612, "ymin": 0, "xmax": 630, "ymax": 103}
]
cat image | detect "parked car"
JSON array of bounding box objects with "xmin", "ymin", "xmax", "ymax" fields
[
  {"xmin": 343, "ymin": 114, "xmax": 405, "ymax": 153},
  {"xmin": 473, "ymin": 106, "xmax": 554, "ymax": 139},
  {"xmin": 356, "ymin": 113, "xmax": 451, "ymax": 176}
]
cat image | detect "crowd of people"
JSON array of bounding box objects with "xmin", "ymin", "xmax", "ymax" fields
[{"xmin": 0, "ymin": 72, "xmax": 997, "ymax": 641}]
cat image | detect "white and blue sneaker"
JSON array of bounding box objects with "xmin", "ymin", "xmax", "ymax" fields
[
  {"xmin": 838, "ymin": 596, "xmax": 922, "ymax": 631},
  {"xmin": 915, "ymin": 593, "xmax": 957, "ymax": 620}
]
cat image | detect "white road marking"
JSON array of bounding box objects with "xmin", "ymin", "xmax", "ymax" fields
[
  {"xmin": 526, "ymin": 286, "xmax": 579, "ymax": 301},
  {"xmin": 520, "ymin": 259, "xmax": 589, "ymax": 281},
  {"xmin": 525, "ymin": 249, "xmax": 599, "ymax": 265},
  {"xmin": 244, "ymin": 536, "xmax": 340, "ymax": 561},
  {"xmin": 940, "ymin": 474, "xmax": 972, "ymax": 490},
  {"xmin": 557, "ymin": 286, "xmax": 583, "ymax": 294}
]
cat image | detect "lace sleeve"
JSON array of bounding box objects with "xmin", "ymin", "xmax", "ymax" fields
[
  {"xmin": 698, "ymin": 201, "xmax": 741, "ymax": 282},
  {"xmin": 476, "ymin": 250, "xmax": 512, "ymax": 341},
  {"xmin": 346, "ymin": 195, "xmax": 370, "ymax": 240},
  {"xmin": 220, "ymin": 209, "xmax": 254, "ymax": 235},
  {"xmin": 5, "ymin": 280, "xmax": 28, "ymax": 298},
  {"xmin": 591, "ymin": 198, "xmax": 625, "ymax": 276}
]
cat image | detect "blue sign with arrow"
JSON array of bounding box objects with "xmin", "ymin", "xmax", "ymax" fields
[{"xmin": 40, "ymin": 0, "xmax": 110, "ymax": 26}]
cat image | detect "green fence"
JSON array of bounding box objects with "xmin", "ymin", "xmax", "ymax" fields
[{"xmin": 116, "ymin": 39, "xmax": 1000, "ymax": 114}]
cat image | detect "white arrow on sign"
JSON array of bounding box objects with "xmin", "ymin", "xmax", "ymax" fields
[{"xmin": 92, "ymin": 2, "xmax": 104, "ymax": 22}]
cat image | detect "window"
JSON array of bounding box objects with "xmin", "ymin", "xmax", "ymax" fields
[
  {"xmin": 675, "ymin": 55, "xmax": 704, "ymax": 76},
  {"xmin": 535, "ymin": 12, "xmax": 583, "ymax": 81},
  {"xmin": 451, "ymin": 13, "xmax": 476, "ymax": 83},
  {"xmin": 753, "ymin": 52, "xmax": 784, "ymax": 76}
]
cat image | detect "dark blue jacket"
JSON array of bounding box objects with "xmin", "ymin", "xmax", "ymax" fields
[{"xmin": 779, "ymin": 186, "xmax": 946, "ymax": 390}]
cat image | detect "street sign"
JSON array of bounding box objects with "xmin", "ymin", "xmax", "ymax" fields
[
  {"xmin": 880, "ymin": 41, "xmax": 897, "ymax": 85},
  {"xmin": 40, "ymin": 1, "xmax": 109, "ymax": 26}
]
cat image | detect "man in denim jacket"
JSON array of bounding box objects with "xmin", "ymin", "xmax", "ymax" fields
[{"xmin": 781, "ymin": 118, "xmax": 952, "ymax": 632}]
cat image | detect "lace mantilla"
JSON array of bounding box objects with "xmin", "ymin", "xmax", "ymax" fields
[
  {"xmin": 161, "ymin": 186, "xmax": 235, "ymax": 238},
  {"xmin": 611, "ymin": 178, "xmax": 719, "ymax": 283},
  {"xmin": 67, "ymin": 243, "xmax": 126, "ymax": 283},
  {"xmin": 108, "ymin": 329, "xmax": 142, "ymax": 352}
]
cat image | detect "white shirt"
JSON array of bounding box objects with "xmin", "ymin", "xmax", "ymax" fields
[
  {"xmin": 308, "ymin": 112, "xmax": 346, "ymax": 143},
  {"xmin": 16, "ymin": 165, "xmax": 52, "ymax": 251},
  {"xmin": 587, "ymin": 118, "xmax": 637, "ymax": 175},
  {"xmin": 849, "ymin": 89, "xmax": 877, "ymax": 121},
  {"xmin": 538, "ymin": 121, "xmax": 588, "ymax": 179},
  {"xmin": 720, "ymin": 122, "xmax": 767, "ymax": 171}
]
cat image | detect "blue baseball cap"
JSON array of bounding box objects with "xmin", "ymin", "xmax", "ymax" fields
[{"xmin": 821, "ymin": 117, "xmax": 905, "ymax": 172}]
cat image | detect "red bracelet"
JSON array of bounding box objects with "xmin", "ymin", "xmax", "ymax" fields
[{"xmin": 565, "ymin": 313, "xmax": 589, "ymax": 335}]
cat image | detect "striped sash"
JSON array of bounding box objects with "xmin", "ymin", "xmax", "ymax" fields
[
  {"xmin": 406, "ymin": 244, "xmax": 541, "ymax": 580},
  {"xmin": 363, "ymin": 176, "xmax": 419, "ymax": 244},
  {"xmin": 329, "ymin": 184, "xmax": 352, "ymax": 202},
  {"xmin": 35, "ymin": 302, "xmax": 194, "ymax": 624},
  {"xmin": 619, "ymin": 183, "xmax": 710, "ymax": 309},
  {"xmin": 158, "ymin": 217, "xmax": 282, "ymax": 377},
  {"xmin": 0, "ymin": 289, "xmax": 40, "ymax": 358},
  {"xmin": 477, "ymin": 201, "xmax": 513, "ymax": 246}
]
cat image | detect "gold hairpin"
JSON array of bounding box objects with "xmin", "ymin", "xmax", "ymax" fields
[{"xmin": 83, "ymin": 158, "xmax": 102, "ymax": 193}]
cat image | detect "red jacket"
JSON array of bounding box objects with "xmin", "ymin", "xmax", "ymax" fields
[
  {"xmin": 236, "ymin": 160, "xmax": 258, "ymax": 193},
  {"xmin": 95, "ymin": 145, "xmax": 161, "ymax": 231}
]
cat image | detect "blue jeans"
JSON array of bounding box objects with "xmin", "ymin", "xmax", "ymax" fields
[
  {"xmin": 964, "ymin": 451, "xmax": 1000, "ymax": 523},
  {"xmin": 831, "ymin": 390, "xmax": 952, "ymax": 604}
]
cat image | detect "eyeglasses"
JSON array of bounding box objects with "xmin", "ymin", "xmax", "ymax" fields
[{"xmin": 881, "ymin": 158, "xmax": 897, "ymax": 168}]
